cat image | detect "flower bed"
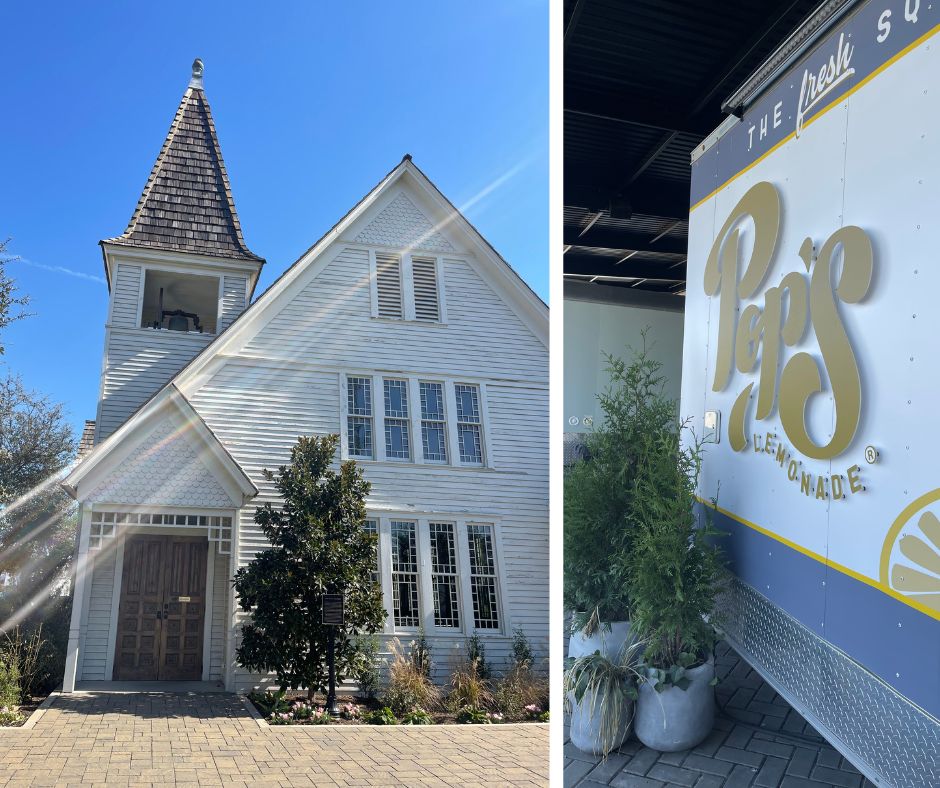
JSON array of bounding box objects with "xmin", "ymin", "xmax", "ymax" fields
[
  {"xmin": 0, "ymin": 695, "xmax": 46, "ymax": 727},
  {"xmin": 246, "ymin": 691, "xmax": 549, "ymax": 726}
]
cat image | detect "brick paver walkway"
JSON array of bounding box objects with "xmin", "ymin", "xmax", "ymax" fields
[
  {"xmin": 565, "ymin": 643, "xmax": 873, "ymax": 788},
  {"xmin": 0, "ymin": 693, "xmax": 548, "ymax": 786}
]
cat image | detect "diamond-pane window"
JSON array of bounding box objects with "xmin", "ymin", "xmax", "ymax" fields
[
  {"xmin": 391, "ymin": 521, "xmax": 420, "ymax": 627},
  {"xmin": 420, "ymin": 382, "xmax": 447, "ymax": 462},
  {"xmin": 363, "ymin": 519, "xmax": 379, "ymax": 585},
  {"xmin": 383, "ymin": 379, "xmax": 411, "ymax": 460},
  {"xmin": 347, "ymin": 377, "xmax": 373, "ymax": 458},
  {"xmin": 467, "ymin": 523, "xmax": 499, "ymax": 629},
  {"xmin": 429, "ymin": 522, "xmax": 459, "ymax": 628},
  {"xmin": 455, "ymin": 384, "xmax": 483, "ymax": 465}
]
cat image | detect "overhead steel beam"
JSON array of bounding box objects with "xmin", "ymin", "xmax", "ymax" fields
[
  {"xmin": 565, "ymin": 91, "xmax": 714, "ymax": 137},
  {"xmin": 565, "ymin": 179, "xmax": 691, "ymax": 221},
  {"xmin": 564, "ymin": 0, "xmax": 586, "ymax": 52},
  {"xmin": 563, "ymin": 253, "xmax": 687, "ymax": 281},
  {"xmin": 562, "ymin": 226, "xmax": 687, "ymax": 255}
]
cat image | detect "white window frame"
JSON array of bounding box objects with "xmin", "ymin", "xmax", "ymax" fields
[
  {"xmin": 369, "ymin": 514, "xmax": 506, "ymax": 636},
  {"xmin": 418, "ymin": 380, "xmax": 448, "ymax": 465},
  {"xmin": 341, "ymin": 374, "xmax": 376, "ymax": 460},
  {"xmin": 382, "ymin": 378, "xmax": 412, "ymax": 462},
  {"xmin": 452, "ymin": 382, "xmax": 486, "ymax": 467},
  {"xmin": 341, "ymin": 373, "xmax": 492, "ymax": 469},
  {"xmin": 367, "ymin": 249, "xmax": 446, "ymax": 324}
]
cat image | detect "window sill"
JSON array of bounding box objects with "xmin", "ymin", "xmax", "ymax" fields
[
  {"xmin": 350, "ymin": 458, "xmax": 494, "ymax": 472},
  {"xmin": 382, "ymin": 630, "xmax": 506, "ymax": 639}
]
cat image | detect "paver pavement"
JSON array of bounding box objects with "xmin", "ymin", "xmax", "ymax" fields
[
  {"xmin": 565, "ymin": 642, "xmax": 875, "ymax": 788},
  {"xmin": 0, "ymin": 692, "xmax": 548, "ymax": 787}
]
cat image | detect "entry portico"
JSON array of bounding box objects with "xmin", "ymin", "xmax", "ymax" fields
[{"xmin": 61, "ymin": 386, "xmax": 257, "ymax": 691}]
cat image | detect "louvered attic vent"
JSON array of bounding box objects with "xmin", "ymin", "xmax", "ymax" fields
[
  {"xmin": 412, "ymin": 257, "xmax": 440, "ymax": 321},
  {"xmin": 375, "ymin": 253, "xmax": 403, "ymax": 319}
]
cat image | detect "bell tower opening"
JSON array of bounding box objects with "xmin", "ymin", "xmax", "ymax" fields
[{"xmin": 140, "ymin": 269, "xmax": 219, "ymax": 334}]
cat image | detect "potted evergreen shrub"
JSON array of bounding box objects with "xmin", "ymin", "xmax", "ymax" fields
[
  {"xmin": 564, "ymin": 339, "xmax": 676, "ymax": 659},
  {"xmin": 627, "ymin": 402, "xmax": 726, "ymax": 752}
]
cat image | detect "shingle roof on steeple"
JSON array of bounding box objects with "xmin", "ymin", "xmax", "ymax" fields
[{"xmin": 103, "ymin": 59, "xmax": 263, "ymax": 263}]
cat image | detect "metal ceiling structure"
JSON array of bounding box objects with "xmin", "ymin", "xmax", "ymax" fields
[{"xmin": 563, "ymin": 0, "xmax": 824, "ymax": 295}]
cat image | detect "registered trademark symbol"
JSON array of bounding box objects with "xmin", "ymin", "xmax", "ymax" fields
[{"xmin": 865, "ymin": 446, "xmax": 879, "ymax": 464}]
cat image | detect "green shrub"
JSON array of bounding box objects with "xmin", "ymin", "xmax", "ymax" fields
[
  {"xmin": 248, "ymin": 689, "xmax": 289, "ymax": 717},
  {"xmin": 625, "ymin": 390, "xmax": 725, "ymax": 673},
  {"xmin": 510, "ymin": 627, "xmax": 534, "ymax": 670},
  {"xmin": 352, "ymin": 633, "xmax": 381, "ymax": 700},
  {"xmin": 0, "ymin": 594, "xmax": 71, "ymax": 699},
  {"xmin": 382, "ymin": 638, "xmax": 440, "ymax": 715},
  {"xmin": 364, "ymin": 706, "xmax": 397, "ymax": 725},
  {"xmin": 564, "ymin": 337, "xmax": 676, "ymax": 627},
  {"xmin": 455, "ymin": 705, "xmax": 490, "ymax": 724},
  {"xmin": 0, "ymin": 657, "xmax": 21, "ymax": 710},
  {"xmin": 465, "ymin": 633, "xmax": 490, "ymax": 679},
  {"xmin": 400, "ymin": 708, "xmax": 433, "ymax": 725}
]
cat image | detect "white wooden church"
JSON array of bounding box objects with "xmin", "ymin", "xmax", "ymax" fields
[{"xmin": 60, "ymin": 61, "xmax": 548, "ymax": 692}]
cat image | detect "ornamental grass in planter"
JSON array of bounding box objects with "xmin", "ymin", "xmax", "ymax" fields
[
  {"xmin": 627, "ymin": 398, "xmax": 726, "ymax": 752},
  {"xmin": 564, "ymin": 633, "xmax": 645, "ymax": 757},
  {"xmin": 564, "ymin": 338, "xmax": 677, "ymax": 658}
]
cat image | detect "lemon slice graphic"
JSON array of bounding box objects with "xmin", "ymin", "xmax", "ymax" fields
[{"xmin": 881, "ymin": 489, "xmax": 940, "ymax": 614}]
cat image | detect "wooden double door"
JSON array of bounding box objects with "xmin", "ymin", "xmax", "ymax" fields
[{"xmin": 113, "ymin": 535, "xmax": 208, "ymax": 681}]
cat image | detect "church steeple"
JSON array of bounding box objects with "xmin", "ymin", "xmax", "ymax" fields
[
  {"xmin": 102, "ymin": 59, "xmax": 263, "ymax": 264},
  {"xmin": 94, "ymin": 60, "xmax": 263, "ymax": 443}
]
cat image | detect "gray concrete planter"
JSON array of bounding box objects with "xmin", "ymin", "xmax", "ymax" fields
[
  {"xmin": 634, "ymin": 657, "xmax": 715, "ymax": 752},
  {"xmin": 566, "ymin": 688, "xmax": 633, "ymax": 755},
  {"xmin": 567, "ymin": 620, "xmax": 631, "ymax": 661}
]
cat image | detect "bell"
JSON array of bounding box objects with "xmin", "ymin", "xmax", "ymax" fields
[{"xmin": 167, "ymin": 314, "xmax": 190, "ymax": 332}]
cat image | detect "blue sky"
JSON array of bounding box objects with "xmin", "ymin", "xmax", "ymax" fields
[{"xmin": 0, "ymin": 1, "xmax": 548, "ymax": 439}]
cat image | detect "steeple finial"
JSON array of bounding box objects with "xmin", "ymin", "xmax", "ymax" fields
[{"xmin": 190, "ymin": 58, "xmax": 204, "ymax": 89}]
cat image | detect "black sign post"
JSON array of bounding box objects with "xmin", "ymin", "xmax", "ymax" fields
[{"xmin": 322, "ymin": 593, "xmax": 344, "ymax": 717}]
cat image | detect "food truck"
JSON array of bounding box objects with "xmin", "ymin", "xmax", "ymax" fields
[{"xmin": 681, "ymin": 1, "xmax": 940, "ymax": 784}]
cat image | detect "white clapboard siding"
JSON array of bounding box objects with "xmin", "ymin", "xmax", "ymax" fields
[
  {"xmin": 97, "ymin": 329, "xmax": 214, "ymax": 440},
  {"xmin": 219, "ymin": 274, "xmax": 248, "ymax": 332},
  {"xmin": 375, "ymin": 253, "xmax": 403, "ymax": 318},
  {"xmin": 243, "ymin": 248, "xmax": 546, "ymax": 384},
  {"xmin": 111, "ymin": 264, "xmax": 143, "ymax": 328},
  {"xmin": 412, "ymin": 257, "xmax": 440, "ymax": 321},
  {"xmin": 188, "ymin": 355, "xmax": 548, "ymax": 689},
  {"xmin": 209, "ymin": 547, "xmax": 228, "ymax": 681},
  {"xmin": 79, "ymin": 550, "xmax": 117, "ymax": 681}
]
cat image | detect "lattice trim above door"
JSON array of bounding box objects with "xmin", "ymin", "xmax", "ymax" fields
[{"xmin": 89, "ymin": 511, "xmax": 233, "ymax": 554}]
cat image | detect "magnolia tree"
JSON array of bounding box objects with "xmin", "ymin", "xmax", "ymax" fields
[{"xmin": 234, "ymin": 434, "xmax": 386, "ymax": 699}]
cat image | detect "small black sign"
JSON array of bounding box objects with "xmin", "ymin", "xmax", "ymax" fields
[{"xmin": 322, "ymin": 594, "xmax": 344, "ymax": 626}]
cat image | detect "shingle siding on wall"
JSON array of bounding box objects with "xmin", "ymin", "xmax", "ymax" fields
[
  {"xmin": 353, "ymin": 192, "xmax": 455, "ymax": 253},
  {"xmin": 86, "ymin": 417, "xmax": 234, "ymax": 507},
  {"xmin": 79, "ymin": 551, "xmax": 116, "ymax": 681}
]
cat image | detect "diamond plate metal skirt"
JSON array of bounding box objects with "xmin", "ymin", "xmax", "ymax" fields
[{"xmin": 720, "ymin": 579, "xmax": 939, "ymax": 787}]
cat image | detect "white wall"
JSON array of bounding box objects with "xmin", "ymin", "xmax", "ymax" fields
[
  {"xmin": 564, "ymin": 288, "xmax": 684, "ymax": 432},
  {"xmin": 184, "ymin": 183, "xmax": 548, "ymax": 690}
]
